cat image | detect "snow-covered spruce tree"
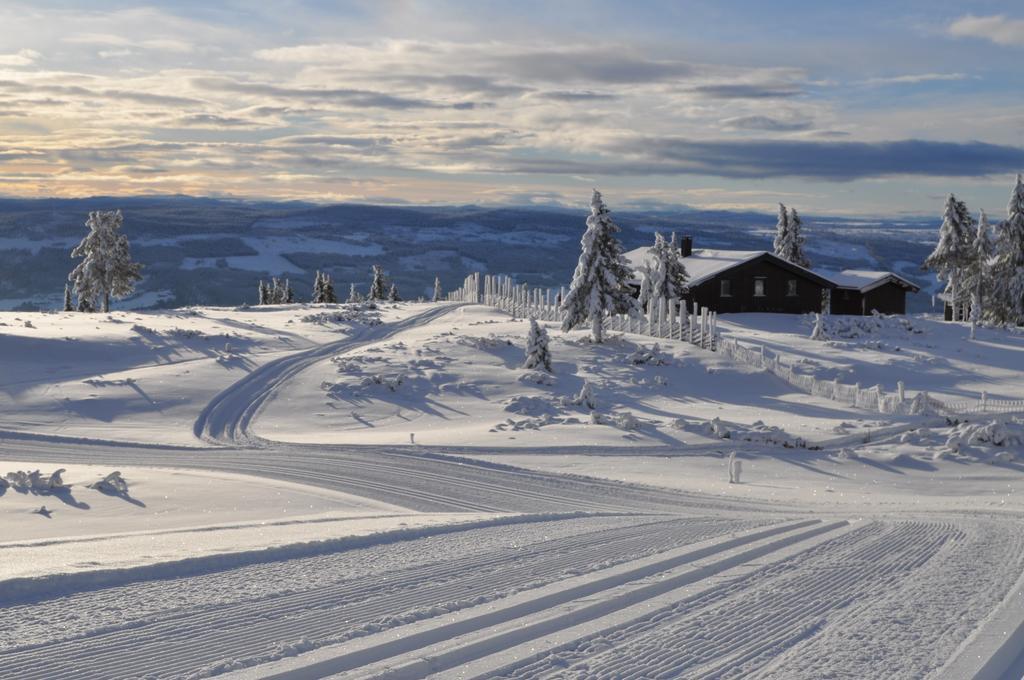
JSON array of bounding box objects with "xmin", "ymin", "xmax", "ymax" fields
[
  {"xmin": 573, "ymin": 380, "xmax": 597, "ymax": 410},
  {"xmin": 284, "ymin": 279, "xmax": 294, "ymax": 304},
  {"xmin": 348, "ymin": 283, "xmax": 361, "ymax": 303},
  {"xmin": 321, "ymin": 273, "xmax": 337, "ymax": 303},
  {"xmin": 992, "ymin": 174, "xmax": 1024, "ymax": 325},
  {"xmin": 643, "ymin": 233, "xmax": 689, "ymax": 305},
  {"xmin": 63, "ymin": 283, "xmax": 72, "ymax": 312},
  {"xmin": 523, "ymin": 317, "xmax": 552, "ymax": 372},
  {"xmin": 561, "ymin": 190, "xmax": 639, "ymax": 343},
  {"xmin": 432, "ymin": 276, "xmax": 442, "ymax": 303},
  {"xmin": 388, "ymin": 282, "xmax": 401, "ymax": 302},
  {"xmin": 68, "ymin": 210, "xmax": 142, "ymax": 313},
  {"xmin": 785, "ymin": 208, "xmax": 811, "ymax": 268},
  {"xmin": 258, "ymin": 280, "xmax": 268, "ymax": 305},
  {"xmin": 964, "ymin": 210, "xmax": 993, "ymax": 335},
  {"xmin": 923, "ymin": 194, "xmax": 973, "ymax": 322},
  {"xmin": 772, "ymin": 203, "xmax": 789, "ymax": 260},
  {"xmin": 369, "ymin": 265, "xmax": 388, "ymax": 300},
  {"xmin": 311, "ymin": 271, "xmax": 324, "ymax": 303}
]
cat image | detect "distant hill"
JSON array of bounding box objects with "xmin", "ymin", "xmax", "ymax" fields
[{"xmin": 0, "ymin": 196, "xmax": 940, "ymax": 312}]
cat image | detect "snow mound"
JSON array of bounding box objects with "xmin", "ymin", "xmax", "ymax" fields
[{"xmin": 673, "ymin": 418, "xmax": 807, "ymax": 448}]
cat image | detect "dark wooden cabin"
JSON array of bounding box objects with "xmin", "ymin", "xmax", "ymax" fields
[
  {"xmin": 825, "ymin": 270, "xmax": 920, "ymax": 315},
  {"xmin": 625, "ymin": 238, "xmax": 835, "ymax": 314}
]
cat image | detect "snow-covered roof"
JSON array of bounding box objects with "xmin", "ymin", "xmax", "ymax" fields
[
  {"xmin": 624, "ymin": 247, "xmax": 834, "ymax": 288},
  {"xmin": 820, "ymin": 269, "xmax": 920, "ymax": 293}
]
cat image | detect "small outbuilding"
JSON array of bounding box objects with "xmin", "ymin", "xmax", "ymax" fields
[{"xmin": 823, "ymin": 270, "xmax": 920, "ymax": 316}]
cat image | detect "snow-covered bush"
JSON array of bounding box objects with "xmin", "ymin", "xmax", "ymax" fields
[
  {"xmin": 628, "ymin": 343, "xmax": 669, "ymax": 366},
  {"xmin": 573, "ymin": 381, "xmax": 597, "ymax": 410},
  {"xmin": 523, "ymin": 318, "xmax": 552, "ymax": 372},
  {"xmin": 89, "ymin": 471, "xmax": 129, "ymax": 495},
  {"xmin": 503, "ymin": 395, "xmax": 557, "ymax": 417}
]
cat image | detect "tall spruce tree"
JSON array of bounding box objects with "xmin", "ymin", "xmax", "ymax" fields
[
  {"xmin": 772, "ymin": 203, "xmax": 790, "ymax": 260},
  {"xmin": 923, "ymin": 194, "xmax": 972, "ymax": 322},
  {"xmin": 63, "ymin": 283, "xmax": 73, "ymax": 312},
  {"xmin": 785, "ymin": 208, "xmax": 811, "ymax": 268},
  {"xmin": 369, "ymin": 265, "xmax": 388, "ymax": 300},
  {"xmin": 284, "ymin": 279, "xmax": 294, "ymax": 303},
  {"xmin": 523, "ymin": 317, "xmax": 552, "ymax": 372},
  {"xmin": 258, "ymin": 280, "xmax": 269, "ymax": 305},
  {"xmin": 68, "ymin": 210, "xmax": 142, "ymax": 313},
  {"xmin": 560, "ymin": 190, "xmax": 638, "ymax": 343},
  {"xmin": 965, "ymin": 210, "xmax": 994, "ymax": 336},
  {"xmin": 992, "ymin": 174, "xmax": 1024, "ymax": 325},
  {"xmin": 432, "ymin": 276, "xmax": 443, "ymax": 302}
]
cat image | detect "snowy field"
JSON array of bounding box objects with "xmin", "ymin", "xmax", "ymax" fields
[{"xmin": 2, "ymin": 301, "xmax": 1024, "ymax": 679}]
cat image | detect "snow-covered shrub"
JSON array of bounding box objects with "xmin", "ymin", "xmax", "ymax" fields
[
  {"xmin": 628, "ymin": 343, "xmax": 668, "ymax": 366},
  {"xmin": 2, "ymin": 468, "xmax": 68, "ymax": 492},
  {"xmin": 518, "ymin": 370, "xmax": 555, "ymax": 386},
  {"xmin": 89, "ymin": 471, "xmax": 129, "ymax": 495},
  {"xmin": 573, "ymin": 381, "xmax": 597, "ymax": 410},
  {"xmin": 503, "ymin": 395, "xmax": 557, "ymax": 417}
]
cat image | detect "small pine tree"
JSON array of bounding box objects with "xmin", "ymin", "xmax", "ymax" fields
[
  {"xmin": 369, "ymin": 265, "xmax": 388, "ymax": 300},
  {"xmin": 433, "ymin": 276, "xmax": 443, "ymax": 302},
  {"xmin": 348, "ymin": 283, "xmax": 362, "ymax": 303},
  {"xmin": 388, "ymin": 282, "xmax": 401, "ymax": 302},
  {"xmin": 991, "ymin": 174, "xmax": 1024, "ymax": 325},
  {"xmin": 523, "ymin": 317, "xmax": 552, "ymax": 372},
  {"xmin": 573, "ymin": 380, "xmax": 597, "ymax": 410},
  {"xmin": 322, "ymin": 273, "xmax": 337, "ymax": 303},
  {"xmin": 561, "ymin": 190, "xmax": 639, "ymax": 342},
  {"xmin": 68, "ymin": 210, "xmax": 142, "ymax": 313},
  {"xmin": 311, "ymin": 271, "xmax": 324, "ymax": 303},
  {"xmin": 63, "ymin": 283, "xmax": 72, "ymax": 312},
  {"xmin": 809, "ymin": 312, "xmax": 826, "ymax": 340}
]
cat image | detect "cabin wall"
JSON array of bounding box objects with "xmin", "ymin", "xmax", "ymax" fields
[
  {"xmin": 689, "ymin": 257, "xmax": 827, "ymax": 314},
  {"xmin": 831, "ymin": 282, "xmax": 908, "ymax": 315}
]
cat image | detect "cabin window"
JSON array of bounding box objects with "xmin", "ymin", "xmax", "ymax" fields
[
  {"xmin": 720, "ymin": 279, "xmax": 732, "ymax": 297},
  {"xmin": 786, "ymin": 279, "xmax": 798, "ymax": 296},
  {"xmin": 753, "ymin": 278, "xmax": 766, "ymax": 297}
]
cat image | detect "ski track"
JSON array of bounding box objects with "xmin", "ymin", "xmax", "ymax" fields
[
  {"xmin": 0, "ymin": 516, "xmax": 770, "ymax": 680},
  {"xmin": 491, "ymin": 520, "xmax": 1008, "ymax": 680},
  {"xmin": 2, "ymin": 305, "xmax": 1021, "ymax": 679}
]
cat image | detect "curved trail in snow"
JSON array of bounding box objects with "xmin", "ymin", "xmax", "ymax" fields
[{"xmin": 193, "ymin": 303, "xmax": 459, "ymax": 446}]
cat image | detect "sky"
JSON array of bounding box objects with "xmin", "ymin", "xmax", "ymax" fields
[{"xmin": 0, "ymin": 1, "xmax": 1023, "ymax": 216}]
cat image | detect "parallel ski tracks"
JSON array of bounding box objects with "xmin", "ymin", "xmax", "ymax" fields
[
  {"xmin": 0, "ymin": 517, "xmax": 763, "ymax": 680},
  {"xmin": 496, "ymin": 521, "xmax": 960, "ymax": 679}
]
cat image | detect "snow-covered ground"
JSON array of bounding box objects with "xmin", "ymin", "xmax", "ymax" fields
[
  {"xmin": 2, "ymin": 301, "xmax": 1024, "ymax": 679},
  {"xmin": 255, "ymin": 304, "xmax": 885, "ymax": 448}
]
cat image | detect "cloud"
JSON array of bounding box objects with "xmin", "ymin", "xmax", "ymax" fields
[
  {"xmin": 0, "ymin": 49, "xmax": 40, "ymax": 66},
  {"xmin": 948, "ymin": 14, "xmax": 1024, "ymax": 47},
  {"xmin": 861, "ymin": 73, "xmax": 969, "ymax": 85},
  {"xmin": 534, "ymin": 90, "xmax": 619, "ymax": 102},
  {"xmin": 687, "ymin": 83, "xmax": 803, "ymax": 99},
  {"xmin": 191, "ymin": 77, "xmax": 475, "ymax": 110},
  {"xmin": 493, "ymin": 49, "xmax": 693, "ymax": 84},
  {"xmin": 496, "ymin": 137, "xmax": 1024, "ymax": 181},
  {"xmin": 721, "ymin": 115, "xmax": 814, "ymax": 132}
]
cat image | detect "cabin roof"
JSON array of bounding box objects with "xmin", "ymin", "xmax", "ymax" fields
[
  {"xmin": 821, "ymin": 269, "xmax": 921, "ymax": 294},
  {"xmin": 623, "ymin": 247, "xmax": 835, "ymax": 288}
]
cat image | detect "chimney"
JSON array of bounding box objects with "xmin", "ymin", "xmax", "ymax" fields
[{"xmin": 680, "ymin": 235, "xmax": 693, "ymax": 257}]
